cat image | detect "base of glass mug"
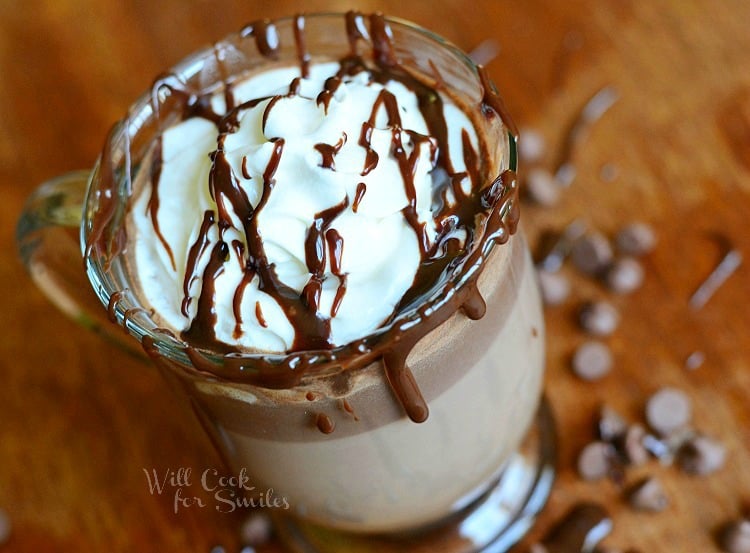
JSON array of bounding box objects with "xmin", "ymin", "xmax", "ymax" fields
[{"xmin": 273, "ymin": 396, "xmax": 556, "ymax": 553}]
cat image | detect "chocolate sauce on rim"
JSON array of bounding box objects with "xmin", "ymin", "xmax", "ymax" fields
[
  {"xmin": 240, "ymin": 20, "xmax": 281, "ymax": 59},
  {"xmin": 88, "ymin": 12, "xmax": 520, "ymax": 424},
  {"xmin": 107, "ymin": 289, "xmax": 125, "ymax": 323},
  {"xmin": 292, "ymin": 15, "xmax": 311, "ymax": 79}
]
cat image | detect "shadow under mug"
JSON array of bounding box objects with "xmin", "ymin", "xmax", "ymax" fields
[{"xmin": 17, "ymin": 12, "xmax": 555, "ymax": 553}]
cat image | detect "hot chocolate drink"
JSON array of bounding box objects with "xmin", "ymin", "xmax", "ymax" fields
[{"xmin": 86, "ymin": 12, "xmax": 544, "ymax": 536}]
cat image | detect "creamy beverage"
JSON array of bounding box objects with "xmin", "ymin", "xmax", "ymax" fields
[{"xmin": 87, "ymin": 12, "xmax": 544, "ymax": 535}]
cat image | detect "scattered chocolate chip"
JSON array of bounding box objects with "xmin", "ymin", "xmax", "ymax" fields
[
  {"xmin": 572, "ymin": 341, "xmax": 614, "ymax": 381},
  {"xmin": 525, "ymin": 167, "xmax": 562, "ymax": 206},
  {"xmin": 718, "ymin": 519, "xmax": 750, "ymax": 553},
  {"xmin": 667, "ymin": 425, "xmax": 696, "ymax": 446},
  {"xmin": 240, "ymin": 512, "xmax": 272, "ymax": 546},
  {"xmin": 540, "ymin": 502, "xmax": 613, "ymax": 553},
  {"xmin": 578, "ymin": 300, "xmax": 620, "ymax": 336},
  {"xmin": 0, "ymin": 508, "xmax": 10, "ymax": 545},
  {"xmin": 627, "ymin": 476, "xmax": 669, "ymax": 512},
  {"xmin": 519, "ymin": 127, "xmax": 546, "ymax": 163},
  {"xmin": 578, "ymin": 441, "xmax": 617, "ymax": 481},
  {"xmin": 599, "ymin": 163, "xmax": 619, "ymax": 182},
  {"xmin": 571, "ymin": 232, "xmax": 614, "ymax": 275},
  {"xmin": 684, "ymin": 350, "xmax": 706, "ymax": 371},
  {"xmin": 615, "ymin": 222, "xmax": 657, "ymax": 256},
  {"xmin": 645, "ymin": 387, "xmax": 692, "ymax": 436},
  {"xmin": 555, "ymin": 162, "xmax": 576, "ymax": 187},
  {"xmin": 536, "ymin": 220, "xmax": 588, "ymax": 272},
  {"xmin": 535, "ymin": 230, "xmax": 565, "ymax": 268},
  {"xmin": 467, "ymin": 38, "xmax": 501, "ymax": 66},
  {"xmin": 598, "ymin": 405, "xmax": 628, "ymax": 442},
  {"xmin": 641, "ymin": 433, "xmax": 672, "ymax": 461},
  {"xmin": 604, "ymin": 257, "xmax": 645, "ymax": 294},
  {"xmin": 537, "ymin": 269, "xmax": 571, "ymax": 306},
  {"xmin": 622, "ymin": 424, "xmax": 650, "ymax": 466},
  {"xmin": 689, "ymin": 249, "xmax": 743, "ymax": 310},
  {"xmin": 529, "ymin": 543, "xmax": 550, "ymax": 553},
  {"xmin": 552, "ymin": 85, "xmax": 619, "ymax": 188},
  {"xmin": 677, "ymin": 434, "xmax": 727, "ymax": 475}
]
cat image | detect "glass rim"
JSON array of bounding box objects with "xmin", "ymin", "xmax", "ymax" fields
[{"xmin": 81, "ymin": 11, "xmax": 519, "ymax": 380}]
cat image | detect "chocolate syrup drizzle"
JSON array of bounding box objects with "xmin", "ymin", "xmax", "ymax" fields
[
  {"xmin": 145, "ymin": 137, "xmax": 176, "ymax": 270},
  {"xmin": 352, "ymin": 182, "xmax": 367, "ymax": 212},
  {"xmin": 88, "ymin": 12, "xmax": 520, "ymax": 425},
  {"xmin": 315, "ymin": 412, "xmax": 336, "ymax": 434},
  {"xmin": 302, "ymin": 199, "xmax": 349, "ymax": 313}
]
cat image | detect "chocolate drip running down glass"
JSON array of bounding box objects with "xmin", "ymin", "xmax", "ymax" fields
[{"xmin": 18, "ymin": 12, "xmax": 555, "ymax": 552}]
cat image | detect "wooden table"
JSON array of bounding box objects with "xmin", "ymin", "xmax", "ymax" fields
[{"xmin": 1, "ymin": 0, "xmax": 748, "ymax": 551}]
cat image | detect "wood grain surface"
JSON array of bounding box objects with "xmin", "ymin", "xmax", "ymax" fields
[{"xmin": 1, "ymin": 0, "xmax": 748, "ymax": 551}]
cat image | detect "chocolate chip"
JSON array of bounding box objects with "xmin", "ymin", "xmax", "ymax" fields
[
  {"xmin": 578, "ymin": 300, "xmax": 620, "ymax": 336},
  {"xmin": 627, "ymin": 476, "xmax": 669, "ymax": 512},
  {"xmin": 639, "ymin": 426, "xmax": 694, "ymax": 464},
  {"xmin": 622, "ymin": 424, "xmax": 650, "ymax": 466},
  {"xmin": 719, "ymin": 519, "xmax": 750, "ymax": 553},
  {"xmin": 240, "ymin": 512, "xmax": 272, "ymax": 546},
  {"xmin": 540, "ymin": 502, "xmax": 613, "ymax": 553},
  {"xmin": 519, "ymin": 127, "xmax": 546, "ymax": 163},
  {"xmin": 690, "ymin": 248, "xmax": 743, "ymax": 310},
  {"xmin": 599, "ymin": 163, "xmax": 619, "ymax": 182},
  {"xmin": 556, "ymin": 162, "xmax": 576, "ymax": 187},
  {"xmin": 577, "ymin": 441, "xmax": 617, "ymax": 481},
  {"xmin": 537, "ymin": 269, "xmax": 571, "ymax": 306},
  {"xmin": 572, "ymin": 341, "xmax": 614, "ymax": 381},
  {"xmin": 645, "ymin": 387, "xmax": 692, "ymax": 436},
  {"xmin": 525, "ymin": 167, "xmax": 562, "ymax": 206},
  {"xmin": 642, "ymin": 433, "xmax": 671, "ymax": 460},
  {"xmin": 598, "ymin": 405, "xmax": 627, "ymax": 442},
  {"xmin": 571, "ymin": 232, "xmax": 614, "ymax": 275},
  {"xmin": 615, "ymin": 222, "xmax": 657, "ymax": 256},
  {"xmin": 0, "ymin": 508, "xmax": 10, "ymax": 545},
  {"xmin": 677, "ymin": 434, "xmax": 727, "ymax": 475},
  {"xmin": 604, "ymin": 257, "xmax": 644, "ymax": 294},
  {"xmin": 685, "ymin": 350, "xmax": 705, "ymax": 371},
  {"xmin": 535, "ymin": 220, "xmax": 588, "ymax": 272}
]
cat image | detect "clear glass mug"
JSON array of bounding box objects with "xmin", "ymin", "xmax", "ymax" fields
[{"xmin": 17, "ymin": 12, "xmax": 555, "ymax": 552}]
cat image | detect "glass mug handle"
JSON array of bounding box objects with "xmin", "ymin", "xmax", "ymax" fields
[{"xmin": 16, "ymin": 170, "xmax": 145, "ymax": 360}]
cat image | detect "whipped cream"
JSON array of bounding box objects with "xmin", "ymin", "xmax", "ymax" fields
[{"xmin": 129, "ymin": 62, "xmax": 480, "ymax": 352}]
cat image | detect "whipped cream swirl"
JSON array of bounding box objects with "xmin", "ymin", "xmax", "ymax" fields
[{"xmin": 129, "ymin": 62, "xmax": 480, "ymax": 352}]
